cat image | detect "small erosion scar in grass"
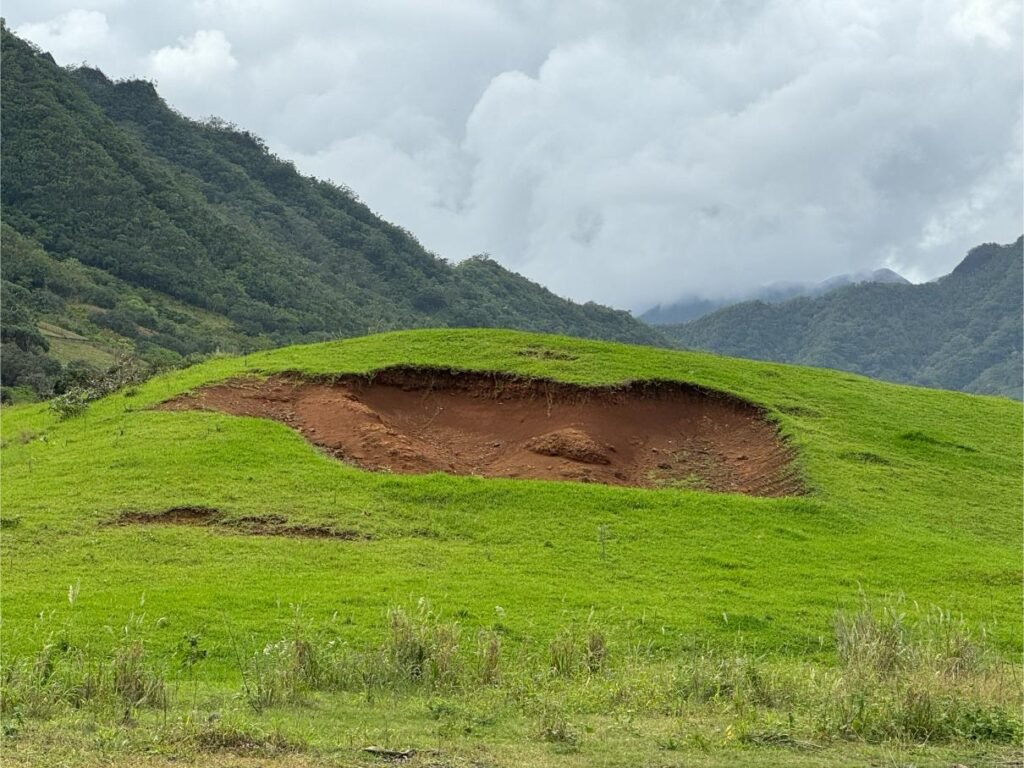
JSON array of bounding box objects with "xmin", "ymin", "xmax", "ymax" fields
[
  {"xmin": 157, "ymin": 366, "xmax": 805, "ymax": 497},
  {"xmin": 109, "ymin": 507, "xmax": 370, "ymax": 540}
]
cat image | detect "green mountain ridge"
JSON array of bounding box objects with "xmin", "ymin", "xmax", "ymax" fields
[
  {"xmin": 0, "ymin": 26, "xmax": 665, "ymax": 400},
  {"xmin": 660, "ymin": 238, "xmax": 1023, "ymax": 399}
]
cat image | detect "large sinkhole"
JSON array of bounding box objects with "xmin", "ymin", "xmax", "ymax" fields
[{"xmin": 160, "ymin": 367, "xmax": 804, "ymax": 496}]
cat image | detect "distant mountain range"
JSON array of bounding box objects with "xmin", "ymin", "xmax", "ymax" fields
[
  {"xmin": 642, "ymin": 268, "xmax": 910, "ymax": 325},
  {"xmin": 660, "ymin": 238, "xmax": 1023, "ymax": 399},
  {"xmin": 0, "ymin": 26, "xmax": 666, "ymax": 400}
]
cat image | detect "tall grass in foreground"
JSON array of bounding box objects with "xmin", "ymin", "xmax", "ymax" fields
[
  {"xmin": 1, "ymin": 613, "xmax": 167, "ymax": 722},
  {"xmin": 2, "ymin": 597, "xmax": 1020, "ymax": 752}
]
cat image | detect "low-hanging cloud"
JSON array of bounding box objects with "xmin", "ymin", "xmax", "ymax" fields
[
  {"xmin": 16, "ymin": 8, "xmax": 110, "ymax": 61},
  {"xmin": 148, "ymin": 29, "xmax": 238, "ymax": 86},
  {"xmin": 10, "ymin": 0, "xmax": 1022, "ymax": 311}
]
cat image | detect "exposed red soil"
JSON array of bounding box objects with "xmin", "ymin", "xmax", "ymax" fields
[
  {"xmin": 158, "ymin": 368, "xmax": 804, "ymax": 497},
  {"xmin": 111, "ymin": 507, "xmax": 368, "ymax": 539}
]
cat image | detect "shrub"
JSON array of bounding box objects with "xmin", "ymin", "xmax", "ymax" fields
[
  {"xmin": 47, "ymin": 354, "xmax": 153, "ymax": 419},
  {"xmin": 48, "ymin": 388, "xmax": 93, "ymax": 419}
]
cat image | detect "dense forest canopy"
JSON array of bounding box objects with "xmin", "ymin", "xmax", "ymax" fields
[
  {"xmin": 0, "ymin": 25, "xmax": 665, "ymax": 401},
  {"xmin": 661, "ymin": 238, "xmax": 1024, "ymax": 399}
]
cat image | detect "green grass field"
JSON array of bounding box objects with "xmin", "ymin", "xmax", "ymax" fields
[{"xmin": 2, "ymin": 329, "xmax": 1021, "ymax": 767}]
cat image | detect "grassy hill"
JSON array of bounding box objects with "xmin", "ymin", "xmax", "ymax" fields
[
  {"xmin": 0, "ymin": 25, "xmax": 664, "ymax": 402},
  {"xmin": 2, "ymin": 329, "xmax": 1020, "ymax": 767},
  {"xmin": 660, "ymin": 238, "xmax": 1023, "ymax": 399}
]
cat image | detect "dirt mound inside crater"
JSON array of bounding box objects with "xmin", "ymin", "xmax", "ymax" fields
[
  {"xmin": 525, "ymin": 428, "xmax": 612, "ymax": 465},
  {"xmin": 159, "ymin": 368, "xmax": 804, "ymax": 497}
]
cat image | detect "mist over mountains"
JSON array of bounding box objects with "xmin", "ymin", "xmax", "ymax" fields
[{"xmin": 643, "ymin": 268, "xmax": 911, "ymax": 326}]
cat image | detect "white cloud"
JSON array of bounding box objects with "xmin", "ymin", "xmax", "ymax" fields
[
  {"xmin": 948, "ymin": 0, "xmax": 1018, "ymax": 47},
  {"xmin": 918, "ymin": 144, "xmax": 1024, "ymax": 249},
  {"xmin": 7, "ymin": 0, "xmax": 1023, "ymax": 310},
  {"xmin": 16, "ymin": 9, "xmax": 111, "ymax": 65},
  {"xmin": 147, "ymin": 29, "xmax": 237, "ymax": 86}
]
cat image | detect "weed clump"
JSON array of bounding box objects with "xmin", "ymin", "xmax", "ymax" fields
[
  {"xmin": 548, "ymin": 622, "xmax": 609, "ymax": 677},
  {"xmin": 186, "ymin": 720, "xmax": 298, "ymax": 755},
  {"xmin": 475, "ymin": 630, "xmax": 502, "ymax": 686},
  {"xmin": 820, "ymin": 597, "xmax": 1019, "ymax": 743},
  {"xmin": 2, "ymin": 620, "xmax": 166, "ymax": 721},
  {"xmin": 112, "ymin": 640, "xmax": 167, "ymax": 713},
  {"xmin": 537, "ymin": 704, "xmax": 580, "ymax": 750},
  {"xmin": 380, "ymin": 603, "xmax": 462, "ymax": 689}
]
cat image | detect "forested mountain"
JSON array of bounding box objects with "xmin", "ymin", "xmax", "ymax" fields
[
  {"xmin": 0, "ymin": 26, "xmax": 665, "ymax": 400},
  {"xmin": 642, "ymin": 268, "xmax": 910, "ymax": 325},
  {"xmin": 662, "ymin": 238, "xmax": 1023, "ymax": 399}
]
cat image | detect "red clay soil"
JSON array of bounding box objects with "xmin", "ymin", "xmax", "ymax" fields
[{"xmin": 159, "ymin": 368, "xmax": 804, "ymax": 497}]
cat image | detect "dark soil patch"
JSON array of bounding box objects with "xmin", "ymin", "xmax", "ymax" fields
[
  {"xmin": 516, "ymin": 346, "xmax": 579, "ymax": 361},
  {"xmin": 158, "ymin": 367, "xmax": 805, "ymax": 497},
  {"xmin": 117, "ymin": 506, "xmax": 218, "ymax": 525},
  {"xmin": 110, "ymin": 507, "xmax": 368, "ymax": 540},
  {"xmin": 839, "ymin": 450, "xmax": 892, "ymax": 465}
]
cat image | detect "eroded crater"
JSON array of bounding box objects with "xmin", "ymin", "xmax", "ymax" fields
[{"xmin": 158, "ymin": 368, "xmax": 804, "ymax": 497}]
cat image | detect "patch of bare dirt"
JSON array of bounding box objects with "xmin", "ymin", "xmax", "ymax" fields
[
  {"xmin": 117, "ymin": 507, "xmax": 218, "ymax": 525},
  {"xmin": 110, "ymin": 507, "xmax": 368, "ymax": 539},
  {"xmin": 158, "ymin": 368, "xmax": 804, "ymax": 497}
]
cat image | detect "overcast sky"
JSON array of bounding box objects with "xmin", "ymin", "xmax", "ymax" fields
[{"xmin": 9, "ymin": 1, "xmax": 1022, "ymax": 311}]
